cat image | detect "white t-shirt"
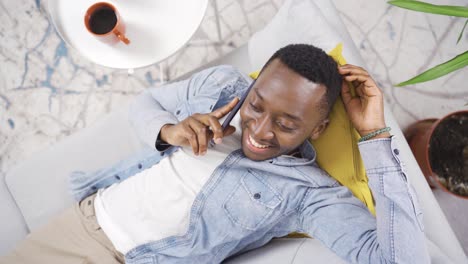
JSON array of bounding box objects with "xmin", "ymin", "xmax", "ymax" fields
[{"xmin": 94, "ymin": 113, "xmax": 242, "ymax": 254}]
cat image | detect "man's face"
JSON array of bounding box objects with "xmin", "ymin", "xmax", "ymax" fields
[{"xmin": 239, "ymin": 59, "xmax": 329, "ymax": 161}]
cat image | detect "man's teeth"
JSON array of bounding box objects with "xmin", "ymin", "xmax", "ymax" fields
[{"xmin": 249, "ymin": 134, "xmax": 269, "ymax": 149}]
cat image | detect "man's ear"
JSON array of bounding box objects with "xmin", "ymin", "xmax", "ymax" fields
[{"xmin": 309, "ymin": 119, "xmax": 329, "ymax": 140}]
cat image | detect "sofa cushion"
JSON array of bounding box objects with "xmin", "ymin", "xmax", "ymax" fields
[{"xmin": 225, "ymin": 238, "xmax": 345, "ymax": 264}]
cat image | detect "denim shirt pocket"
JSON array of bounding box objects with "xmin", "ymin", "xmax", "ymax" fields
[{"xmin": 223, "ymin": 170, "xmax": 283, "ymax": 230}]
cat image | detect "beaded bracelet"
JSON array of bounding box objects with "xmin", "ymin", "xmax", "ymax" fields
[{"xmin": 358, "ymin": 127, "xmax": 391, "ymax": 142}]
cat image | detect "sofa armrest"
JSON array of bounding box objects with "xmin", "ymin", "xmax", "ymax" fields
[
  {"xmin": 0, "ymin": 174, "xmax": 28, "ymax": 255},
  {"xmin": 4, "ymin": 106, "xmax": 144, "ymax": 231}
]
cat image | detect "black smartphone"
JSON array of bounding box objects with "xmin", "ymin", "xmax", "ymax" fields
[{"xmin": 221, "ymin": 79, "xmax": 256, "ymax": 131}]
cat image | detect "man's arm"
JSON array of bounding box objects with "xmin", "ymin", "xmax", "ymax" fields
[
  {"xmin": 129, "ymin": 65, "xmax": 244, "ymax": 149},
  {"xmin": 298, "ymin": 136, "xmax": 429, "ymax": 263}
]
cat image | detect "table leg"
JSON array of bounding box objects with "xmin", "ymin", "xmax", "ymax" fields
[{"xmin": 211, "ymin": 0, "xmax": 223, "ymax": 43}]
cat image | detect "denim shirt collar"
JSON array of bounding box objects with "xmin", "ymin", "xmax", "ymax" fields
[{"xmin": 267, "ymin": 140, "xmax": 316, "ymax": 166}]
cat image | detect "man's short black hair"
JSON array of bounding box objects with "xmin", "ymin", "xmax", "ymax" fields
[{"xmin": 261, "ymin": 44, "xmax": 342, "ymax": 118}]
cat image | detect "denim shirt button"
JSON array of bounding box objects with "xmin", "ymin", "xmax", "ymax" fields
[
  {"xmin": 138, "ymin": 164, "xmax": 143, "ymax": 169},
  {"xmin": 115, "ymin": 175, "xmax": 121, "ymax": 180},
  {"xmin": 393, "ymin": 149, "xmax": 400, "ymax": 155},
  {"xmin": 253, "ymin": 193, "xmax": 261, "ymax": 199},
  {"xmin": 176, "ymin": 110, "xmax": 181, "ymax": 115},
  {"xmin": 91, "ymin": 186, "xmax": 97, "ymax": 190}
]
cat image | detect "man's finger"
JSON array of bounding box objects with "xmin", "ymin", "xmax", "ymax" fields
[
  {"xmin": 206, "ymin": 115, "xmax": 224, "ymax": 142},
  {"xmin": 344, "ymin": 74, "xmax": 372, "ymax": 83},
  {"xmin": 211, "ymin": 97, "xmax": 240, "ymax": 119},
  {"xmin": 192, "ymin": 114, "xmax": 224, "ymax": 144},
  {"xmin": 197, "ymin": 127, "xmax": 208, "ymax": 155},
  {"xmin": 341, "ymin": 81, "xmax": 353, "ymax": 105},
  {"xmin": 345, "ymin": 75, "xmax": 376, "ymax": 90},
  {"xmin": 345, "ymin": 75, "xmax": 381, "ymax": 98},
  {"xmin": 184, "ymin": 126, "xmax": 199, "ymax": 155},
  {"xmin": 339, "ymin": 65, "xmax": 369, "ymax": 77},
  {"xmin": 188, "ymin": 118, "xmax": 209, "ymax": 155},
  {"xmin": 223, "ymin": 126, "xmax": 236, "ymax": 138}
]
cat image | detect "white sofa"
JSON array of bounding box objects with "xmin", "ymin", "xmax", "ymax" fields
[{"xmin": 2, "ymin": 0, "xmax": 467, "ymax": 263}]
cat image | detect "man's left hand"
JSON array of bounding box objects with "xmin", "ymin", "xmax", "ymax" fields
[{"xmin": 338, "ymin": 64, "xmax": 390, "ymax": 139}]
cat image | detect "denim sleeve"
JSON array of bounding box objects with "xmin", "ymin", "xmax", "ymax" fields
[
  {"xmin": 298, "ymin": 136, "xmax": 430, "ymax": 264},
  {"xmin": 128, "ymin": 65, "xmax": 247, "ymax": 149}
]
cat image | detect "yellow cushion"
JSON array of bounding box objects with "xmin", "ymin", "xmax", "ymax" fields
[{"xmin": 249, "ymin": 43, "xmax": 375, "ymax": 215}]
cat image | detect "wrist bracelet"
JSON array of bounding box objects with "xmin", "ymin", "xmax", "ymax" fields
[{"xmin": 358, "ymin": 127, "xmax": 391, "ymax": 142}]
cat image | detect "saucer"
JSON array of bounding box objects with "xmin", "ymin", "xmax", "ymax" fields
[{"xmin": 48, "ymin": 0, "xmax": 208, "ymax": 69}]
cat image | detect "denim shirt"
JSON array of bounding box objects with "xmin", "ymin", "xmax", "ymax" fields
[{"xmin": 69, "ymin": 65, "xmax": 429, "ymax": 264}]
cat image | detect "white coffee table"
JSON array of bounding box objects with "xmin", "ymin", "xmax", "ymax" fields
[{"xmin": 48, "ymin": 0, "xmax": 209, "ymax": 69}]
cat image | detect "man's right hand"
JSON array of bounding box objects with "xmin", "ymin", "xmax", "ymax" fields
[{"xmin": 160, "ymin": 97, "xmax": 239, "ymax": 156}]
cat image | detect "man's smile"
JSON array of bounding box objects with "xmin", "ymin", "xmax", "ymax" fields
[
  {"xmin": 244, "ymin": 130, "xmax": 274, "ymax": 154},
  {"xmin": 248, "ymin": 134, "xmax": 270, "ymax": 149}
]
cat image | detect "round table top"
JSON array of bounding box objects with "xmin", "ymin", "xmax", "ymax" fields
[{"xmin": 48, "ymin": 0, "xmax": 209, "ymax": 69}]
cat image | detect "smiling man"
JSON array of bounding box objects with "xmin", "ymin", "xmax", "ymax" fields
[
  {"xmin": 1, "ymin": 44, "xmax": 429, "ymax": 264},
  {"xmin": 238, "ymin": 58, "xmax": 332, "ymax": 161}
]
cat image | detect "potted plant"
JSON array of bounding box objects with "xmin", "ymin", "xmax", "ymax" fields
[
  {"xmin": 388, "ymin": 1, "xmax": 468, "ymax": 198},
  {"xmin": 405, "ymin": 111, "xmax": 468, "ymax": 198}
]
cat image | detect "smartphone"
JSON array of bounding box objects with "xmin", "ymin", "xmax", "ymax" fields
[{"xmin": 221, "ymin": 79, "xmax": 256, "ymax": 131}]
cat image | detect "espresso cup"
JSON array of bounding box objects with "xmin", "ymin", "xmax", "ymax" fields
[{"xmin": 84, "ymin": 2, "xmax": 130, "ymax": 45}]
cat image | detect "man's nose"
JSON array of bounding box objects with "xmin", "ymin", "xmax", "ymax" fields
[{"xmin": 252, "ymin": 114, "xmax": 274, "ymax": 140}]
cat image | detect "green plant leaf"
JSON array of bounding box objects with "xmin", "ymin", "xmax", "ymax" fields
[
  {"xmin": 457, "ymin": 19, "xmax": 468, "ymax": 44},
  {"xmin": 396, "ymin": 51, "xmax": 468, "ymax": 86},
  {"xmin": 388, "ymin": 0, "xmax": 468, "ymax": 18}
]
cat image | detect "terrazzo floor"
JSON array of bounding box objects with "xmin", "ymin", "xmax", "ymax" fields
[{"xmin": 1, "ymin": 0, "xmax": 467, "ymax": 257}]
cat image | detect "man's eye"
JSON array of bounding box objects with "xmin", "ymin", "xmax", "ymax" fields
[
  {"xmin": 277, "ymin": 121, "xmax": 294, "ymax": 132},
  {"xmin": 249, "ymin": 103, "xmax": 262, "ymax": 112}
]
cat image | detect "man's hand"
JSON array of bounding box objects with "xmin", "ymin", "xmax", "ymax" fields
[
  {"xmin": 338, "ymin": 64, "xmax": 390, "ymax": 139},
  {"xmin": 160, "ymin": 97, "xmax": 239, "ymax": 155}
]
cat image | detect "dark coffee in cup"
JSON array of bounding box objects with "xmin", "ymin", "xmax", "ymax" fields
[
  {"xmin": 89, "ymin": 6, "xmax": 117, "ymax": 34},
  {"xmin": 84, "ymin": 2, "xmax": 130, "ymax": 45}
]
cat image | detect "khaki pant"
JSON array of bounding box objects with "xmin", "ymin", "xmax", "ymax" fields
[{"xmin": 1, "ymin": 194, "xmax": 125, "ymax": 264}]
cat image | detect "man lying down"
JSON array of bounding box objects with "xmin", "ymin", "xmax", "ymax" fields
[{"xmin": 1, "ymin": 44, "xmax": 429, "ymax": 264}]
